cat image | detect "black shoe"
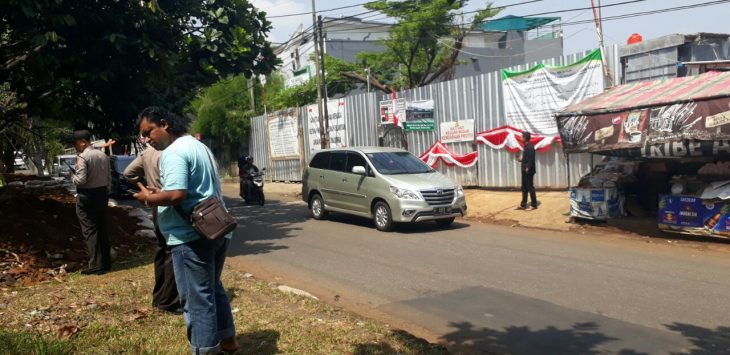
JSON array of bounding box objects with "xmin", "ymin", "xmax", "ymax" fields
[
  {"xmin": 81, "ymin": 268, "xmax": 106, "ymax": 275},
  {"xmin": 156, "ymin": 306, "xmax": 183, "ymax": 315},
  {"xmin": 517, "ymin": 205, "xmax": 527, "ymax": 210}
]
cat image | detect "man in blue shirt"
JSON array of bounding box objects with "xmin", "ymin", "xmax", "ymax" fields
[{"xmin": 133, "ymin": 107, "xmax": 238, "ymax": 354}]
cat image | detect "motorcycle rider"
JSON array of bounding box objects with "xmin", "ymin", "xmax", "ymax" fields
[{"xmin": 238, "ymin": 156, "xmax": 259, "ymax": 201}]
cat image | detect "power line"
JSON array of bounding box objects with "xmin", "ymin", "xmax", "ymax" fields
[
  {"xmin": 520, "ymin": 0, "xmax": 649, "ymax": 17},
  {"xmin": 558, "ymin": 0, "xmax": 730, "ymax": 27},
  {"xmin": 320, "ymin": 0, "xmax": 729, "ymax": 34},
  {"xmin": 432, "ymin": 27, "xmax": 592, "ymax": 59},
  {"xmin": 273, "ymin": 0, "xmax": 546, "ymax": 46},
  {"xmin": 267, "ymin": 2, "xmax": 372, "ymax": 18},
  {"xmin": 267, "ymin": 0, "xmax": 543, "ymax": 21},
  {"xmin": 275, "ymin": 0, "xmax": 730, "ymax": 71}
]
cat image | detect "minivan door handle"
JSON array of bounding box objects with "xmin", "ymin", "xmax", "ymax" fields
[
  {"xmin": 342, "ymin": 177, "xmax": 347, "ymax": 182},
  {"xmin": 319, "ymin": 175, "xmax": 324, "ymax": 179}
]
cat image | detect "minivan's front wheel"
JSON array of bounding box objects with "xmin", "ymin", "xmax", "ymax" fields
[
  {"xmin": 435, "ymin": 217, "xmax": 456, "ymax": 227},
  {"xmin": 373, "ymin": 201, "xmax": 393, "ymax": 232},
  {"xmin": 310, "ymin": 193, "xmax": 327, "ymax": 220}
]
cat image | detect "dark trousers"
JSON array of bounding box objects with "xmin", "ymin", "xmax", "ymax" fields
[
  {"xmin": 521, "ymin": 173, "xmax": 538, "ymax": 208},
  {"xmin": 240, "ymin": 178, "xmax": 253, "ymax": 200},
  {"xmin": 152, "ymin": 209, "xmax": 181, "ymax": 311},
  {"xmin": 76, "ymin": 187, "xmax": 111, "ymax": 271}
]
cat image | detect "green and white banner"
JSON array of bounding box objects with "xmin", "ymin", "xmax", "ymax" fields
[{"xmin": 502, "ymin": 49, "xmax": 604, "ymax": 136}]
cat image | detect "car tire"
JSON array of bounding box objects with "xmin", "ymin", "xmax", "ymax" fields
[
  {"xmin": 310, "ymin": 193, "xmax": 327, "ymax": 220},
  {"xmin": 435, "ymin": 217, "xmax": 456, "ymax": 227},
  {"xmin": 373, "ymin": 201, "xmax": 393, "ymax": 232}
]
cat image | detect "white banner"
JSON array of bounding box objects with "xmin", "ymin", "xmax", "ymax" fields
[
  {"xmin": 440, "ymin": 119, "xmax": 475, "ymax": 143},
  {"xmin": 267, "ymin": 110, "xmax": 300, "ymax": 160},
  {"xmin": 502, "ymin": 49, "xmax": 604, "ymax": 136},
  {"xmin": 307, "ymin": 98, "xmax": 347, "ymax": 153}
]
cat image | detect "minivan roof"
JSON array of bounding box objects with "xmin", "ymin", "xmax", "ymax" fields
[{"xmin": 314, "ymin": 146, "xmax": 407, "ymax": 154}]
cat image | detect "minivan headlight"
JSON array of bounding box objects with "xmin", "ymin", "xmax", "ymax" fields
[
  {"xmin": 390, "ymin": 186, "xmax": 422, "ymax": 200},
  {"xmin": 456, "ymin": 186, "xmax": 464, "ymax": 198}
]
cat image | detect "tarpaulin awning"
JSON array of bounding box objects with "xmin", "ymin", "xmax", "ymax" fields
[
  {"xmin": 561, "ymin": 71, "xmax": 730, "ymax": 116},
  {"xmin": 556, "ymin": 71, "xmax": 730, "ymax": 157},
  {"xmin": 479, "ymin": 15, "xmax": 560, "ymax": 32}
]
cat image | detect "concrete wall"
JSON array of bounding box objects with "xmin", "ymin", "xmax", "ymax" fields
[{"xmin": 620, "ymin": 33, "xmax": 730, "ymax": 84}]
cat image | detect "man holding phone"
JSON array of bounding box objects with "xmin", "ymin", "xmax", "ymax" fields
[
  {"xmin": 123, "ymin": 145, "xmax": 181, "ymax": 314},
  {"xmin": 70, "ymin": 130, "xmax": 112, "ymax": 275}
]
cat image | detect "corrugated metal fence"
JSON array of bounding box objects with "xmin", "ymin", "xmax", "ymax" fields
[
  {"xmin": 250, "ymin": 46, "xmax": 619, "ymax": 187},
  {"xmin": 249, "ymin": 108, "xmax": 303, "ymax": 182}
]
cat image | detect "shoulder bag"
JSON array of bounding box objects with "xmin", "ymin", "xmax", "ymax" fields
[{"xmin": 174, "ymin": 147, "xmax": 237, "ymax": 240}]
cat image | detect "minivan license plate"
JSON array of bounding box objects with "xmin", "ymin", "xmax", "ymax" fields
[{"xmin": 434, "ymin": 207, "xmax": 449, "ymax": 215}]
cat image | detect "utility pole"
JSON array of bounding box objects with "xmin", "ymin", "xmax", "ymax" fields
[
  {"xmin": 311, "ymin": 0, "xmax": 327, "ymax": 149},
  {"xmin": 248, "ymin": 77, "xmax": 256, "ymax": 112},
  {"xmin": 318, "ymin": 15, "xmax": 330, "ymax": 148},
  {"xmin": 591, "ymin": 0, "xmax": 613, "ymax": 87},
  {"xmin": 365, "ymin": 67, "xmax": 371, "ymax": 93}
]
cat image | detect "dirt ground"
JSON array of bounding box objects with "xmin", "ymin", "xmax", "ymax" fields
[
  {"xmin": 1, "ymin": 174, "xmax": 154, "ymax": 287},
  {"xmin": 253, "ymin": 182, "xmax": 730, "ymax": 249},
  {"xmin": 254, "ymin": 182, "xmax": 576, "ymax": 231}
]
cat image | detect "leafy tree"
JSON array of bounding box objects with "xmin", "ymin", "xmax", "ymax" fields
[
  {"xmin": 189, "ymin": 75, "xmax": 254, "ymax": 146},
  {"xmin": 0, "ymin": 0, "xmax": 278, "ymax": 139},
  {"xmin": 266, "ymin": 54, "xmax": 359, "ymax": 110},
  {"xmin": 342, "ymin": 0, "xmax": 500, "ymax": 91}
]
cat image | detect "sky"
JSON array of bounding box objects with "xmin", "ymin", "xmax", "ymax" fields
[{"xmin": 251, "ymin": 0, "xmax": 730, "ymax": 55}]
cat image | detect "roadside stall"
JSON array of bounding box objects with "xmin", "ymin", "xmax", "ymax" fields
[{"xmin": 556, "ymin": 71, "xmax": 730, "ymax": 238}]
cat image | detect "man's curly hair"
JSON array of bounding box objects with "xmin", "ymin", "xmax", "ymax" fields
[{"xmin": 137, "ymin": 106, "xmax": 188, "ymax": 135}]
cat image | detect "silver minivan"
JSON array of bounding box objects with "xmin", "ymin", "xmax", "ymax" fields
[{"xmin": 302, "ymin": 147, "xmax": 467, "ymax": 231}]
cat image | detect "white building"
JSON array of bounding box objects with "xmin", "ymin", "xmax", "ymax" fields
[{"xmin": 274, "ymin": 15, "xmax": 564, "ymax": 88}]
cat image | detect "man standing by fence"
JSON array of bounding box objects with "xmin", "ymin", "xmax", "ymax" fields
[{"xmin": 519, "ymin": 131, "xmax": 538, "ymax": 210}]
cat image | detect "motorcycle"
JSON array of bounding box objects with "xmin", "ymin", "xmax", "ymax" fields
[{"xmin": 241, "ymin": 168, "xmax": 266, "ymax": 206}]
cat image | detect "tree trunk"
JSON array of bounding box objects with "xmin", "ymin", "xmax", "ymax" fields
[{"xmin": 341, "ymin": 72, "xmax": 391, "ymax": 93}]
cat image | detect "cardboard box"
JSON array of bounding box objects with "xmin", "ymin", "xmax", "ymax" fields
[{"xmin": 569, "ymin": 187, "xmax": 625, "ymax": 221}]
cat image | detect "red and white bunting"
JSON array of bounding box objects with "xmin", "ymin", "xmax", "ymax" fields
[
  {"xmin": 476, "ymin": 125, "xmax": 561, "ymax": 153},
  {"xmin": 419, "ymin": 141, "xmax": 478, "ymax": 168}
]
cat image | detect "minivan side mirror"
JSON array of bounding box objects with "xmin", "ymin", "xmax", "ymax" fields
[{"xmin": 352, "ymin": 166, "xmax": 367, "ymax": 175}]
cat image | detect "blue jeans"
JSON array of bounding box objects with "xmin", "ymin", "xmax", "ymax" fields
[{"xmin": 171, "ymin": 238, "xmax": 235, "ymax": 354}]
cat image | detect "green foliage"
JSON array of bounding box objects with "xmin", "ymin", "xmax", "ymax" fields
[
  {"xmin": 0, "ymin": 330, "xmax": 72, "ymax": 354},
  {"xmin": 188, "ymin": 75, "xmax": 254, "ymax": 145},
  {"xmin": 267, "ymin": 79, "xmax": 318, "ymax": 111},
  {"xmin": 0, "ymin": 0, "xmax": 279, "ymax": 138},
  {"xmin": 356, "ymin": 0, "xmax": 500, "ymax": 89},
  {"xmin": 266, "ymin": 54, "xmax": 358, "ymax": 111}
]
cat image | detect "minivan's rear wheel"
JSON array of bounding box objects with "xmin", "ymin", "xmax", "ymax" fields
[
  {"xmin": 373, "ymin": 201, "xmax": 393, "ymax": 232},
  {"xmin": 310, "ymin": 194, "xmax": 327, "ymax": 220},
  {"xmin": 435, "ymin": 217, "xmax": 455, "ymax": 227}
]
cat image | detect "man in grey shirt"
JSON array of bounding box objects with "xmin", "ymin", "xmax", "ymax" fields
[
  {"xmin": 124, "ymin": 146, "xmax": 181, "ymax": 313},
  {"xmin": 70, "ymin": 130, "xmax": 112, "ymax": 275}
]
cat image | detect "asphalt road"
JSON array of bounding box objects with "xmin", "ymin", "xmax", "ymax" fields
[{"xmin": 222, "ymin": 189, "xmax": 730, "ymax": 354}]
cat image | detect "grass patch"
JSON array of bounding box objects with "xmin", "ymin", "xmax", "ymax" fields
[{"xmin": 0, "ymin": 254, "xmax": 447, "ymax": 354}]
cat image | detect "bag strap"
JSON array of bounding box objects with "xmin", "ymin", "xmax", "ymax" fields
[
  {"xmin": 201, "ymin": 145, "xmax": 224, "ymax": 203},
  {"xmin": 172, "ymin": 142, "xmax": 222, "ymax": 222}
]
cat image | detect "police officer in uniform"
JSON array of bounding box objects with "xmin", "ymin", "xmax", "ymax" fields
[{"xmin": 70, "ymin": 130, "xmax": 112, "ymax": 275}]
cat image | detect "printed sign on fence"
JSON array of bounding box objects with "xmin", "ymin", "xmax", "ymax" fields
[
  {"xmin": 404, "ymin": 100, "xmax": 435, "ymax": 131},
  {"xmin": 307, "ymin": 99, "xmax": 347, "ymax": 152},
  {"xmin": 267, "ymin": 110, "xmax": 300, "ymax": 160},
  {"xmin": 440, "ymin": 119, "xmax": 475, "ymax": 143},
  {"xmin": 379, "ymin": 98, "xmax": 406, "ymax": 125}
]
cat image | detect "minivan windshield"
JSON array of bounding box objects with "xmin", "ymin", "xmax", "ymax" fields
[{"xmin": 366, "ymin": 152, "xmax": 433, "ymax": 175}]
